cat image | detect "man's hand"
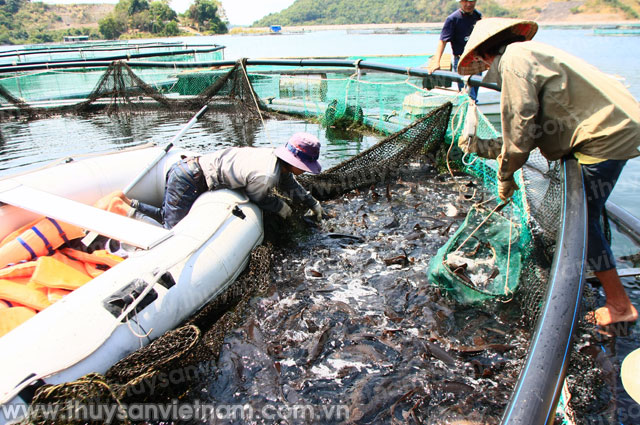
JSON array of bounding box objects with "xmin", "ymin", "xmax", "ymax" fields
[
  {"xmin": 427, "ymin": 60, "xmax": 440, "ymax": 74},
  {"xmin": 498, "ymin": 177, "xmax": 519, "ymax": 201},
  {"xmin": 277, "ymin": 202, "xmax": 292, "ymax": 219},
  {"xmin": 309, "ymin": 202, "xmax": 324, "ymax": 221}
]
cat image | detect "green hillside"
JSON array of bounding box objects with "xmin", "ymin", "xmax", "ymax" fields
[
  {"xmin": 0, "ymin": 1, "xmax": 108, "ymax": 44},
  {"xmin": 253, "ymin": 0, "xmax": 640, "ymax": 26},
  {"xmin": 253, "ymin": 0, "xmax": 509, "ymax": 26},
  {"xmin": 0, "ymin": 0, "xmax": 226, "ymax": 45}
]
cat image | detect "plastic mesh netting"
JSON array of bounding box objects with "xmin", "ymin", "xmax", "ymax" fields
[
  {"xmin": 0, "ymin": 59, "xmax": 260, "ymax": 118},
  {"xmin": 298, "ymin": 102, "xmax": 452, "ymax": 200},
  {"xmin": 21, "ymin": 245, "xmax": 273, "ymax": 425},
  {"xmin": 3, "ymin": 57, "xmax": 589, "ymax": 423},
  {"xmin": 0, "ymin": 57, "xmax": 560, "ymax": 321}
]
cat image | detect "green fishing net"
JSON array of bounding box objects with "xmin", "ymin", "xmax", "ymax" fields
[{"xmin": 428, "ymin": 204, "xmax": 522, "ymax": 304}]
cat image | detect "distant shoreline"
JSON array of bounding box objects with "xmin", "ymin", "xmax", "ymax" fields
[{"xmin": 237, "ymin": 20, "xmax": 640, "ymax": 33}]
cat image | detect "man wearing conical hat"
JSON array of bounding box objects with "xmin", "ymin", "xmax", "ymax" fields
[{"xmin": 457, "ymin": 18, "xmax": 640, "ymax": 326}]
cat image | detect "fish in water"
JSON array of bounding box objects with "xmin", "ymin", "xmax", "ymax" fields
[
  {"xmin": 446, "ymin": 249, "xmax": 498, "ymax": 288},
  {"xmin": 190, "ymin": 164, "xmax": 529, "ymax": 424}
]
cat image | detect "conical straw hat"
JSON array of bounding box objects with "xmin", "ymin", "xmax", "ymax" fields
[
  {"xmin": 621, "ymin": 347, "xmax": 640, "ymax": 404},
  {"xmin": 457, "ymin": 18, "xmax": 538, "ymax": 76}
]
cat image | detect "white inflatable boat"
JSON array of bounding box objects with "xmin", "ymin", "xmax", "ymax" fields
[{"xmin": 0, "ymin": 144, "xmax": 264, "ymax": 424}]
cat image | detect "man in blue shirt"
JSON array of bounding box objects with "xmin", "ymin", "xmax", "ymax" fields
[{"xmin": 428, "ymin": 0, "xmax": 482, "ymax": 101}]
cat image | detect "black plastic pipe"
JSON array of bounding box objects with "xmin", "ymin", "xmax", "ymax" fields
[
  {"xmin": 0, "ymin": 59, "xmax": 237, "ymax": 73},
  {"xmin": 0, "ymin": 42, "xmax": 203, "ymax": 59},
  {"xmin": 500, "ymin": 157, "xmax": 587, "ymax": 425},
  {"xmin": 0, "ymin": 46, "xmax": 225, "ymax": 70},
  {"xmin": 0, "ymin": 57, "xmax": 499, "ymax": 91},
  {"xmin": 606, "ymin": 201, "xmax": 640, "ymax": 243}
]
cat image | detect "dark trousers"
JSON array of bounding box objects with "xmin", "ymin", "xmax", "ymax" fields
[
  {"xmin": 582, "ymin": 159, "xmax": 627, "ymax": 272},
  {"xmin": 136, "ymin": 157, "xmax": 208, "ymax": 229}
]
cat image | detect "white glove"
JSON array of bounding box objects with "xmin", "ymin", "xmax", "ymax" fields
[
  {"xmin": 277, "ymin": 202, "xmax": 292, "ymax": 219},
  {"xmin": 309, "ymin": 202, "xmax": 324, "ymax": 221}
]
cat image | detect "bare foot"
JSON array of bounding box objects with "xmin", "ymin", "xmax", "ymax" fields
[{"xmin": 594, "ymin": 304, "xmax": 638, "ymax": 326}]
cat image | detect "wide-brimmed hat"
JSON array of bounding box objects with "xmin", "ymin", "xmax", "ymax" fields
[
  {"xmin": 274, "ymin": 132, "xmax": 322, "ymax": 174},
  {"xmin": 622, "ymin": 347, "xmax": 640, "ymax": 403},
  {"xmin": 457, "ymin": 18, "xmax": 538, "ymax": 76}
]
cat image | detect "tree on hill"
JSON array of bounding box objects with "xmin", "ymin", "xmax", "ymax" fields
[
  {"xmin": 185, "ymin": 0, "xmax": 227, "ymax": 34},
  {"xmin": 98, "ymin": 0, "xmax": 181, "ymax": 39},
  {"xmin": 0, "ymin": 0, "xmax": 101, "ymax": 44}
]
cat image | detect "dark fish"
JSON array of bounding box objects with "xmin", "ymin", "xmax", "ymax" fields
[
  {"xmin": 383, "ymin": 216, "xmax": 399, "ymax": 229},
  {"xmin": 453, "ymin": 343, "xmax": 516, "ymax": 355},
  {"xmin": 440, "ymin": 220, "xmax": 455, "ymax": 236},
  {"xmin": 620, "ymin": 251, "xmax": 640, "ymax": 263},
  {"xmin": 440, "ymin": 380, "xmax": 475, "ymax": 395},
  {"xmin": 406, "ymin": 231, "xmax": 424, "ymax": 240},
  {"xmin": 246, "ymin": 319, "xmax": 266, "ymax": 349},
  {"xmin": 383, "ymin": 253, "xmax": 410, "ymax": 267},
  {"xmin": 384, "ymin": 307, "xmax": 404, "ymax": 323},
  {"xmin": 423, "ymin": 340, "xmax": 457, "ymax": 365},
  {"xmin": 344, "ymin": 343, "xmax": 387, "ymax": 362},
  {"xmin": 330, "ymin": 300, "xmax": 357, "ymax": 315},
  {"xmin": 426, "ymin": 217, "xmax": 448, "ymax": 230},
  {"xmin": 488, "ymin": 268, "xmax": 500, "ymax": 280},
  {"xmin": 327, "ymin": 233, "xmax": 365, "ymax": 243},
  {"xmin": 306, "ymin": 325, "xmax": 330, "ymax": 365},
  {"xmin": 452, "ymin": 266, "xmax": 474, "ymax": 285}
]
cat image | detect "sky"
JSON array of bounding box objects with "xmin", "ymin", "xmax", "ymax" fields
[
  {"xmin": 39, "ymin": 0, "xmax": 297, "ymax": 26},
  {"xmin": 202, "ymin": 0, "xmax": 296, "ymax": 25}
]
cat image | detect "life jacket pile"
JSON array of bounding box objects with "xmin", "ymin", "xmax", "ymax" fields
[{"xmin": 0, "ymin": 194, "xmax": 130, "ymax": 337}]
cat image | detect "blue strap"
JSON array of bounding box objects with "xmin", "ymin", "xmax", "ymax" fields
[
  {"xmin": 46, "ymin": 218, "xmax": 70, "ymax": 244},
  {"xmin": 17, "ymin": 236, "xmax": 38, "ymax": 260},
  {"xmin": 286, "ymin": 143, "xmax": 318, "ymax": 162},
  {"xmin": 30, "ymin": 225, "xmax": 54, "ymax": 256}
]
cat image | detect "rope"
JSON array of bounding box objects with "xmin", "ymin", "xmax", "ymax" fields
[
  {"xmin": 454, "ymin": 200, "xmax": 510, "ymax": 253},
  {"xmin": 126, "ymin": 309, "xmax": 153, "ymax": 341},
  {"xmin": 240, "ymin": 60, "xmax": 273, "ymax": 146},
  {"xmin": 445, "ymin": 96, "xmax": 473, "ymax": 196},
  {"xmin": 505, "ymin": 219, "xmax": 513, "ymax": 296}
]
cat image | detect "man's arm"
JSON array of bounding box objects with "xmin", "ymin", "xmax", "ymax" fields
[
  {"xmin": 497, "ymin": 66, "xmax": 540, "ymax": 181},
  {"xmin": 243, "ymin": 173, "xmax": 283, "ymax": 213},
  {"xmin": 428, "ymin": 39, "xmax": 447, "ymax": 73},
  {"xmin": 277, "ymin": 172, "xmax": 318, "ymax": 208}
]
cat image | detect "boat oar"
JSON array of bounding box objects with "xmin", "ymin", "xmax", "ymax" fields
[
  {"xmin": 82, "ymin": 103, "xmax": 210, "ymax": 246},
  {"xmin": 123, "ymin": 103, "xmax": 210, "ymax": 196}
]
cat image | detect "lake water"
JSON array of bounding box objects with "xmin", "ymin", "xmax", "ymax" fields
[
  {"xmin": 143, "ymin": 27, "xmax": 640, "ymax": 227},
  {"xmin": 1, "ymin": 27, "xmax": 640, "ymax": 422}
]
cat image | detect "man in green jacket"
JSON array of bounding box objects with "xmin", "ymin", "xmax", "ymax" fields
[{"xmin": 457, "ymin": 18, "xmax": 640, "ymax": 326}]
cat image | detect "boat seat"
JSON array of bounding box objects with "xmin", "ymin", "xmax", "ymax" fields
[{"xmin": 0, "ymin": 181, "xmax": 171, "ymax": 250}]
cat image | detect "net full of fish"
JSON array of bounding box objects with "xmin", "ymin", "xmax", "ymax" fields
[{"xmin": 194, "ymin": 165, "xmax": 531, "ymax": 425}]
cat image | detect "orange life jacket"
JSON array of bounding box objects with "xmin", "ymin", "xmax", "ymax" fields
[
  {"xmin": 0, "ymin": 307, "xmax": 36, "ymax": 337},
  {"xmin": 0, "ymin": 217, "xmax": 85, "ymax": 269},
  {"xmin": 0, "ymin": 191, "xmax": 133, "ymax": 338},
  {"xmin": 0, "ymin": 278, "xmax": 51, "ymax": 311}
]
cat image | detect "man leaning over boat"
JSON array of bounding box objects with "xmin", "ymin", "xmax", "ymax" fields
[
  {"xmin": 456, "ymin": 18, "xmax": 640, "ymax": 326},
  {"xmin": 127, "ymin": 132, "xmax": 325, "ymax": 229}
]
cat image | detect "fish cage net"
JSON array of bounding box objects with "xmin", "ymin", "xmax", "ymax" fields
[
  {"xmin": 0, "ymin": 41, "xmax": 224, "ymax": 67},
  {"xmin": 3, "ymin": 59, "xmax": 598, "ymax": 423}
]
